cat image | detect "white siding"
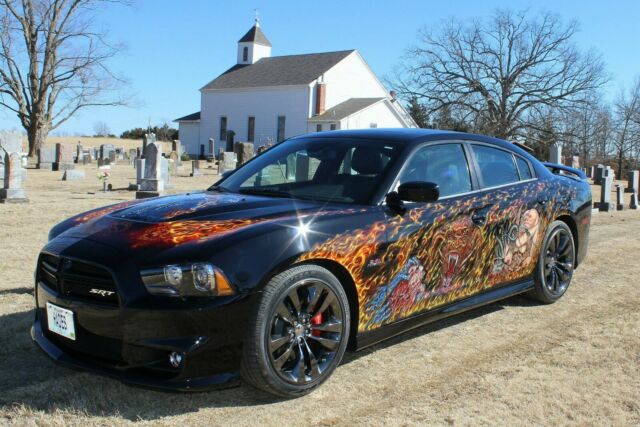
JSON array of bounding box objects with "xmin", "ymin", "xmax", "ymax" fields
[
  {"xmin": 315, "ymin": 52, "xmax": 388, "ymax": 113},
  {"xmin": 237, "ymin": 42, "xmax": 271, "ymax": 65},
  {"xmin": 178, "ymin": 122, "xmax": 200, "ymax": 155},
  {"xmin": 199, "ymin": 86, "xmax": 311, "ymax": 152},
  {"xmin": 340, "ymin": 101, "xmax": 406, "ymax": 130}
]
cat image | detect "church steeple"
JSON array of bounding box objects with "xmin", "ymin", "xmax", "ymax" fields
[{"xmin": 237, "ymin": 18, "xmax": 272, "ymax": 65}]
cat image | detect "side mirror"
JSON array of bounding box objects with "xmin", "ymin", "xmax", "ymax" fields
[{"xmin": 397, "ymin": 181, "xmax": 439, "ymax": 203}]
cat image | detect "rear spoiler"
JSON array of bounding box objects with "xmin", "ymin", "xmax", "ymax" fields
[{"xmin": 542, "ymin": 162, "xmax": 587, "ymax": 181}]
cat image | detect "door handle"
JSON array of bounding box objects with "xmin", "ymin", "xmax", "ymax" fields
[{"xmin": 471, "ymin": 211, "xmax": 486, "ymax": 225}]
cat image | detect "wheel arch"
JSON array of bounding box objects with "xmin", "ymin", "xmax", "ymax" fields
[
  {"xmin": 554, "ymin": 214, "xmax": 580, "ymax": 267},
  {"xmin": 254, "ymin": 255, "xmax": 361, "ymax": 350}
]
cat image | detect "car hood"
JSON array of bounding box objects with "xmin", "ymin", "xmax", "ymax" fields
[{"xmin": 51, "ymin": 191, "xmax": 355, "ymax": 255}]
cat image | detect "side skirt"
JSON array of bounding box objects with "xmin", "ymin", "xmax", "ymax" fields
[{"xmin": 354, "ymin": 278, "xmax": 535, "ymax": 350}]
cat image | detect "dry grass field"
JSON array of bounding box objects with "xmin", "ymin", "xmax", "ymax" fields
[{"xmin": 0, "ymin": 161, "xmax": 638, "ymax": 426}]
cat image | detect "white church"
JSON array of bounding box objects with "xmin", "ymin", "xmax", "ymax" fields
[{"xmin": 175, "ymin": 20, "xmax": 416, "ymax": 156}]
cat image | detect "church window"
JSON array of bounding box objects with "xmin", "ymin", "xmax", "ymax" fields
[
  {"xmin": 248, "ymin": 116, "xmax": 255, "ymax": 142},
  {"xmin": 277, "ymin": 116, "xmax": 286, "ymax": 142},
  {"xmin": 243, "ymin": 46, "xmax": 248, "ymax": 62},
  {"xmin": 220, "ymin": 117, "xmax": 227, "ymax": 140}
]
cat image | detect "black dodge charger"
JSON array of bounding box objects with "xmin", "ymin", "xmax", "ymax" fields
[{"xmin": 32, "ymin": 129, "xmax": 591, "ymax": 397}]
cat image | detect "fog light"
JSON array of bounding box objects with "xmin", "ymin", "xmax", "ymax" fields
[{"xmin": 169, "ymin": 351, "xmax": 183, "ymax": 368}]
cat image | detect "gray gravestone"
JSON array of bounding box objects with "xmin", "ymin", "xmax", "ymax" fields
[
  {"xmin": 208, "ymin": 138, "xmax": 215, "ymax": 157},
  {"xmin": 75, "ymin": 143, "xmax": 83, "ymax": 164},
  {"xmin": 599, "ymin": 171, "xmax": 614, "ymax": 212},
  {"xmin": 191, "ymin": 160, "xmax": 203, "ymax": 177},
  {"xmin": 295, "ymin": 153, "xmax": 310, "ymax": 181},
  {"xmin": 571, "ymin": 156, "xmax": 580, "ymax": 169},
  {"xmin": 135, "ymin": 158, "xmax": 145, "ymax": 184},
  {"xmin": 0, "ymin": 131, "xmax": 22, "ymax": 154},
  {"xmin": 62, "ymin": 169, "xmax": 85, "ymax": 181},
  {"xmin": 129, "ymin": 149, "xmax": 137, "ymax": 165},
  {"xmin": 136, "ymin": 142, "xmax": 164, "ymax": 198},
  {"xmin": 549, "ymin": 143, "xmax": 562, "ymax": 164},
  {"xmin": 53, "ymin": 143, "xmax": 75, "ymax": 171},
  {"xmin": 0, "ymin": 152, "xmax": 27, "ymax": 203},
  {"xmin": 594, "ymin": 164, "xmax": 605, "ymax": 184},
  {"xmin": 220, "ymin": 152, "xmax": 237, "ymax": 174},
  {"xmin": 627, "ymin": 170, "xmax": 639, "ymax": 194},
  {"xmin": 235, "ymin": 142, "xmax": 254, "ymax": 165},
  {"xmin": 169, "ymin": 151, "xmax": 179, "ymax": 175},
  {"xmin": 616, "ymin": 184, "xmax": 625, "ymax": 210},
  {"xmin": 142, "ymin": 133, "xmax": 156, "ymax": 158},
  {"xmin": 588, "ymin": 165, "xmax": 595, "ymax": 179},
  {"xmin": 108, "ymin": 151, "xmax": 117, "ymax": 164},
  {"xmin": 630, "ymin": 192, "xmax": 639, "ymax": 210},
  {"xmin": 37, "ymin": 147, "xmax": 55, "ymax": 169}
]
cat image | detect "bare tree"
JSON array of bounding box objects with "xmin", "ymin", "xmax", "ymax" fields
[
  {"xmin": 611, "ymin": 78, "xmax": 640, "ymax": 177},
  {"xmin": 0, "ymin": 0, "xmax": 129, "ymax": 156},
  {"xmin": 93, "ymin": 120, "xmax": 109, "ymax": 137},
  {"xmin": 392, "ymin": 9, "xmax": 608, "ymax": 140}
]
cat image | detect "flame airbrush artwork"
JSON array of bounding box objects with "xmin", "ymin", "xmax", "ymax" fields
[{"xmin": 301, "ymin": 180, "xmax": 577, "ymax": 332}]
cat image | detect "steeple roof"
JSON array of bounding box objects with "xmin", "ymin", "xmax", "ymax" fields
[{"xmin": 238, "ymin": 21, "xmax": 272, "ymax": 47}]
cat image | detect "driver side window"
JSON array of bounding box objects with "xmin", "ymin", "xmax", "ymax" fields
[{"xmin": 399, "ymin": 143, "xmax": 472, "ymax": 198}]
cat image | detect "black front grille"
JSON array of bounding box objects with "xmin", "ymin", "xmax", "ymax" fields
[{"xmin": 38, "ymin": 254, "xmax": 119, "ymax": 306}]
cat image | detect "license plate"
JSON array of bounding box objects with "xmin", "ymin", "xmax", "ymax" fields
[{"xmin": 46, "ymin": 302, "xmax": 76, "ymax": 340}]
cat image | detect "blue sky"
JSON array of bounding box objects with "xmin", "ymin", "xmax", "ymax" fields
[{"xmin": 1, "ymin": 0, "xmax": 638, "ymax": 135}]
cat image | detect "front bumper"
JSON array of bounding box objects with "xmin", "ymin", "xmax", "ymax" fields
[{"xmin": 32, "ymin": 281, "xmax": 253, "ymax": 392}]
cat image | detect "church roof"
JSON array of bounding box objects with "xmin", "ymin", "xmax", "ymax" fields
[
  {"xmin": 308, "ymin": 98, "xmax": 385, "ymax": 122},
  {"xmin": 174, "ymin": 111, "xmax": 200, "ymax": 122},
  {"xmin": 201, "ymin": 50, "xmax": 355, "ymax": 90},
  {"xmin": 238, "ymin": 24, "xmax": 272, "ymax": 47}
]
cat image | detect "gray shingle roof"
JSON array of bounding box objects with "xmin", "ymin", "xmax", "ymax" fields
[
  {"xmin": 201, "ymin": 50, "xmax": 355, "ymax": 90},
  {"xmin": 308, "ymin": 98, "xmax": 385, "ymax": 121},
  {"xmin": 174, "ymin": 111, "xmax": 200, "ymax": 122},
  {"xmin": 238, "ymin": 24, "xmax": 272, "ymax": 47}
]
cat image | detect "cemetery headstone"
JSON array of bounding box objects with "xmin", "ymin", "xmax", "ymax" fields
[
  {"xmin": 108, "ymin": 150, "xmax": 117, "ymax": 165},
  {"xmin": 220, "ymin": 152, "xmax": 237, "ymax": 174},
  {"xmin": 191, "ymin": 160, "xmax": 203, "ymax": 177},
  {"xmin": 169, "ymin": 151, "xmax": 179, "ymax": 176},
  {"xmin": 599, "ymin": 170, "xmax": 614, "ymax": 212},
  {"xmin": 129, "ymin": 149, "xmax": 137, "ymax": 165},
  {"xmin": 75, "ymin": 143, "xmax": 83, "ymax": 164},
  {"xmin": 234, "ymin": 141, "xmax": 254, "ymax": 165},
  {"xmin": 136, "ymin": 142, "xmax": 164, "ymax": 199},
  {"xmin": 627, "ymin": 170, "xmax": 639, "ymax": 194},
  {"xmin": 62, "ymin": 169, "xmax": 86, "ymax": 181},
  {"xmin": 0, "ymin": 152, "xmax": 28, "ymax": 203},
  {"xmin": 616, "ymin": 184, "xmax": 625, "ymax": 210},
  {"xmin": 549, "ymin": 143, "xmax": 562, "ymax": 164},
  {"xmin": 37, "ymin": 147, "xmax": 55, "ymax": 170},
  {"xmin": 0, "ymin": 131, "xmax": 23, "ymax": 187},
  {"xmin": 571, "ymin": 156, "xmax": 580, "ymax": 169},
  {"xmin": 53, "ymin": 143, "xmax": 75, "ymax": 171},
  {"xmin": 142, "ymin": 133, "xmax": 156, "ymax": 158},
  {"xmin": 135, "ymin": 158, "xmax": 146, "ymax": 184},
  {"xmin": 630, "ymin": 192, "xmax": 639, "ymax": 210},
  {"xmin": 594, "ymin": 164, "xmax": 605, "ymax": 184},
  {"xmin": 588, "ymin": 165, "xmax": 595, "ymax": 179},
  {"xmin": 208, "ymin": 138, "xmax": 215, "ymax": 157}
]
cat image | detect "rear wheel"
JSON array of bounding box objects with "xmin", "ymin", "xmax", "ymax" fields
[
  {"xmin": 240, "ymin": 264, "xmax": 350, "ymax": 398},
  {"xmin": 529, "ymin": 220, "xmax": 575, "ymax": 303}
]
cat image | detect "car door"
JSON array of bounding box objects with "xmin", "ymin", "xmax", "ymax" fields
[
  {"xmin": 360, "ymin": 142, "xmax": 491, "ymax": 331},
  {"xmin": 468, "ymin": 143, "xmax": 543, "ymax": 288}
]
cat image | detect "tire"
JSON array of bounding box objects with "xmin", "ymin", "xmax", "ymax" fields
[
  {"xmin": 528, "ymin": 220, "xmax": 576, "ymax": 304},
  {"xmin": 240, "ymin": 264, "xmax": 350, "ymax": 398}
]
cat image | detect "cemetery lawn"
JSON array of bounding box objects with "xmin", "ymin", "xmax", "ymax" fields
[{"xmin": 0, "ymin": 162, "xmax": 638, "ymax": 426}]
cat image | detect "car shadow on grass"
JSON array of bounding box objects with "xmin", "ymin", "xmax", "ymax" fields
[{"xmin": 0, "ymin": 293, "xmax": 542, "ymax": 421}]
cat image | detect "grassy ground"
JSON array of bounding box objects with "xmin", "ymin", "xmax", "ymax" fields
[{"xmin": 0, "ymin": 162, "xmax": 638, "ymax": 426}]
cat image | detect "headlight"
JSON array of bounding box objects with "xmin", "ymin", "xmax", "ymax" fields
[{"xmin": 140, "ymin": 263, "xmax": 234, "ymax": 297}]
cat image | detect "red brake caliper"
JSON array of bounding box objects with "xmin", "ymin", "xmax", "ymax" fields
[{"xmin": 311, "ymin": 312, "xmax": 322, "ymax": 337}]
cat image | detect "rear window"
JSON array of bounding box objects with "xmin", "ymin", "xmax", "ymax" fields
[
  {"xmin": 472, "ymin": 145, "xmax": 519, "ymax": 188},
  {"xmin": 515, "ymin": 156, "xmax": 533, "ymax": 180}
]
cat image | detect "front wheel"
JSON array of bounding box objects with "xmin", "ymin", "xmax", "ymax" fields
[
  {"xmin": 240, "ymin": 264, "xmax": 350, "ymax": 398},
  {"xmin": 529, "ymin": 220, "xmax": 576, "ymax": 303}
]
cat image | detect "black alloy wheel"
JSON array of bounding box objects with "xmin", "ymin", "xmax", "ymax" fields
[
  {"xmin": 241, "ymin": 264, "xmax": 350, "ymax": 397},
  {"xmin": 530, "ymin": 220, "xmax": 575, "ymax": 303}
]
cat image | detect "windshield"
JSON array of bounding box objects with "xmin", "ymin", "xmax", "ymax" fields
[{"xmin": 212, "ymin": 137, "xmax": 403, "ymax": 204}]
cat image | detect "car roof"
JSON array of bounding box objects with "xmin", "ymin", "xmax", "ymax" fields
[{"xmin": 297, "ymin": 128, "xmax": 533, "ymax": 159}]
